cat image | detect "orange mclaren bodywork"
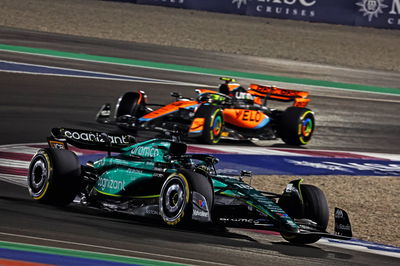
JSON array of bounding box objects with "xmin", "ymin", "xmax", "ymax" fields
[
  {"xmin": 141, "ymin": 100, "xmax": 199, "ymax": 120},
  {"xmin": 223, "ymin": 109, "xmax": 269, "ymax": 129}
]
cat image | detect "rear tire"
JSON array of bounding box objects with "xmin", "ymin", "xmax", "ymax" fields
[
  {"xmin": 194, "ymin": 105, "xmax": 224, "ymax": 144},
  {"xmin": 279, "ymin": 107, "xmax": 315, "ymax": 145},
  {"xmin": 279, "ymin": 184, "xmax": 329, "ymax": 244},
  {"xmin": 159, "ymin": 169, "xmax": 213, "ymax": 225},
  {"xmin": 27, "ymin": 148, "xmax": 82, "ymax": 206},
  {"xmin": 115, "ymin": 91, "xmax": 145, "ymax": 118}
]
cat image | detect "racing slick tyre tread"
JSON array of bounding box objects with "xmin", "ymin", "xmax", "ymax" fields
[
  {"xmin": 27, "ymin": 148, "xmax": 82, "ymax": 206},
  {"xmin": 116, "ymin": 91, "xmax": 145, "ymax": 118},
  {"xmin": 194, "ymin": 105, "xmax": 224, "ymax": 144},
  {"xmin": 159, "ymin": 169, "xmax": 213, "ymax": 226},
  {"xmin": 279, "ymin": 184, "xmax": 329, "ymax": 244},
  {"xmin": 279, "ymin": 107, "xmax": 315, "ymax": 146}
]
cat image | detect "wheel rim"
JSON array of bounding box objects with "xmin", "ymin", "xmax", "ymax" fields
[
  {"xmin": 29, "ymin": 158, "xmax": 49, "ymax": 196},
  {"xmin": 212, "ymin": 115, "xmax": 222, "ymax": 137},
  {"xmin": 301, "ymin": 118, "xmax": 313, "ymax": 137},
  {"xmin": 165, "ymin": 183, "xmax": 184, "ymax": 213},
  {"xmin": 160, "ymin": 176, "xmax": 187, "ymax": 222}
]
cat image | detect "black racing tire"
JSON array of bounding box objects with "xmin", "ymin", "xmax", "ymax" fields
[
  {"xmin": 194, "ymin": 105, "xmax": 224, "ymax": 144},
  {"xmin": 279, "ymin": 107, "xmax": 315, "ymax": 146},
  {"xmin": 115, "ymin": 91, "xmax": 145, "ymax": 118},
  {"xmin": 27, "ymin": 148, "xmax": 82, "ymax": 206},
  {"xmin": 159, "ymin": 169, "xmax": 213, "ymax": 225},
  {"xmin": 279, "ymin": 184, "xmax": 329, "ymax": 244}
]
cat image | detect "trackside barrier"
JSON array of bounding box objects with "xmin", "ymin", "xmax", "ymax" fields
[{"xmin": 122, "ymin": 0, "xmax": 400, "ymax": 30}]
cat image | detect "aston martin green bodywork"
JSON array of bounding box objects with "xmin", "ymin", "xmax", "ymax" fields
[{"xmin": 27, "ymin": 127, "xmax": 352, "ymax": 244}]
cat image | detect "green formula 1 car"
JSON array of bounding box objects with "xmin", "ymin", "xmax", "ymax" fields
[{"xmin": 27, "ymin": 127, "xmax": 352, "ymax": 244}]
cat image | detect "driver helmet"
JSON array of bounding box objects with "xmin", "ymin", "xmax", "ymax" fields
[{"xmin": 219, "ymin": 82, "xmax": 243, "ymax": 96}]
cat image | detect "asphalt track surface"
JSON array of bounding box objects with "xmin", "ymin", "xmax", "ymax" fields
[{"xmin": 0, "ymin": 27, "xmax": 399, "ymax": 265}]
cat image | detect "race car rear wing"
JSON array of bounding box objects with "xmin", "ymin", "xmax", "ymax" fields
[
  {"xmin": 48, "ymin": 127, "xmax": 135, "ymax": 152},
  {"xmin": 248, "ymin": 84, "xmax": 310, "ymax": 108}
]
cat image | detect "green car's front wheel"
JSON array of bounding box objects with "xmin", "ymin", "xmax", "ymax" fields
[
  {"xmin": 159, "ymin": 173, "xmax": 190, "ymax": 225},
  {"xmin": 159, "ymin": 170, "xmax": 213, "ymax": 225},
  {"xmin": 279, "ymin": 184, "xmax": 329, "ymax": 244}
]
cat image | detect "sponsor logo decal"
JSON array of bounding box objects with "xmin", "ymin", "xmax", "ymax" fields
[
  {"xmin": 193, "ymin": 192, "xmax": 209, "ymax": 212},
  {"xmin": 193, "ymin": 209, "xmax": 209, "ymax": 218},
  {"xmin": 97, "ymin": 176, "xmax": 126, "ymax": 191},
  {"xmin": 337, "ymin": 224, "xmax": 352, "ymax": 231},
  {"xmin": 220, "ymin": 108, "xmax": 270, "ymax": 130},
  {"xmin": 198, "ymin": 199, "xmax": 206, "ymax": 208},
  {"xmin": 127, "ymin": 168, "xmax": 143, "ymax": 174},
  {"xmin": 131, "ymin": 146, "xmax": 161, "ymax": 158},
  {"xmin": 335, "ymin": 208, "xmax": 344, "ymax": 218},
  {"xmin": 356, "ymin": 0, "xmax": 388, "ymax": 21},
  {"xmin": 254, "ymin": 0, "xmax": 317, "ymax": 18},
  {"xmin": 390, "ymin": 0, "xmax": 400, "ymax": 14},
  {"xmin": 356, "ymin": 0, "xmax": 400, "ymax": 26},
  {"xmin": 64, "ymin": 130, "xmax": 129, "ymax": 145},
  {"xmin": 234, "ymin": 91, "xmax": 253, "ymax": 100},
  {"xmin": 220, "ymin": 217, "xmax": 254, "ymax": 223},
  {"xmin": 145, "ymin": 209, "xmax": 159, "ymax": 215},
  {"xmin": 387, "ymin": 0, "xmax": 400, "ymax": 25},
  {"xmin": 256, "ymin": 0, "xmax": 316, "ymax": 6},
  {"xmin": 232, "ymin": 0, "xmax": 248, "ymax": 9}
]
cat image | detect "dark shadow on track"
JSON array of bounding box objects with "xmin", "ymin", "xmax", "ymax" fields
[
  {"xmin": 53, "ymin": 202, "xmax": 355, "ymax": 261},
  {"xmin": 0, "ymin": 181, "xmax": 353, "ymax": 262}
]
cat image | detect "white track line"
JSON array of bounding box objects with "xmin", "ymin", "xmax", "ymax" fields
[
  {"xmin": 0, "ymin": 145, "xmax": 40, "ymax": 155},
  {"xmin": 0, "ymin": 59, "xmax": 210, "ymax": 87},
  {"xmin": 2, "ymin": 48, "xmax": 400, "ymax": 97},
  {"xmin": 0, "ymin": 174, "xmax": 26, "ymax": 186},
  {"xmin": 318, "ymin": 238, "xmax": 400, "ymax": 259},
  {"xmin": 0, "ymin": 158, "xmax": 30, "ymax": 168}
]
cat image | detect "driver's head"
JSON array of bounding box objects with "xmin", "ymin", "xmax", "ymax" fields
[
  {"xmin": 219, "ymin": 83, "xmax": 230, "ymax": 95},
  {"xmin": 219, "ymin": 83, "xmax": 242, "ymax": 96}
]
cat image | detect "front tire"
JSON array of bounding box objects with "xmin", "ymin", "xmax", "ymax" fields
[
  {"xmin": 159, "ymin": 170, "xmax": 213, "ymax": 225},
  {"xmin": 27, "ymin": 148, "xmax": 81, "ymax": 206},
  {"xmin": 279, "ymin": 184, "xmax": 329, "ymax": 244},
  {"xmin": 279, "ymin": 107, "xmax": 315, "ymax": 146},
  {"xmin": 194, "ymin": 105, "xmax": 224, "ymax": 144}
]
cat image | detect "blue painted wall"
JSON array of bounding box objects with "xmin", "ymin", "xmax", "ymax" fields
[{"xmin": 127, "ymin": 0, "xmax": 400, "ymax": 30}]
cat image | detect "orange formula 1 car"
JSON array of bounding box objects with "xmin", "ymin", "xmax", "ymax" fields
[{"xmin": 96, "ymin": 78, "xmax": 315, "ymax": 146}]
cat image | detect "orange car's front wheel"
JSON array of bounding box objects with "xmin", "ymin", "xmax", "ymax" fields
[{"xmin": 194, "ymin": 105, "xmax": 224, "ymax": 144}]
